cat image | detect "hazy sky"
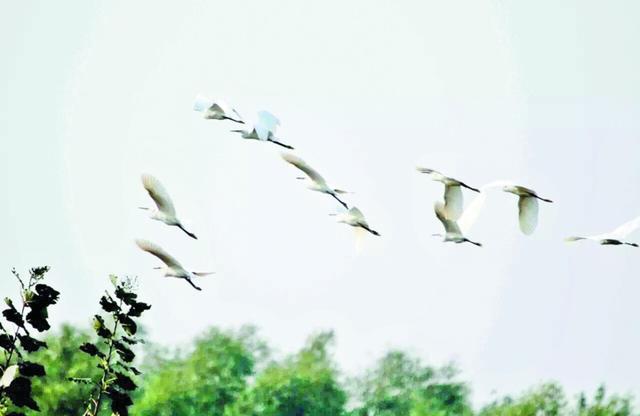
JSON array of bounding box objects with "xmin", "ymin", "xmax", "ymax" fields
[{"xmin": 2, "ymin": 0, "xmax": 640, "ymax": 406}]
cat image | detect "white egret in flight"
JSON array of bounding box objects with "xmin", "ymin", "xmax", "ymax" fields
[
  {"xmin": 330, "ymin": 206, "xmax": 380, "ymax": 236},
  {"xmin": 458, "ymin": 180, "xmax": 552, "ymax": 236},
  {"xmin": 193, "ymin": 94, "xmax": 244, "ymax": 123},
  {"xmin": 139, "ymin": 174, "xmax": 197, "ymax": 239},
  {"xmin": 135, "ymin": 239, "xmax": 214, "ymax": 291},
  {"xmin": 230, "ymin": 110, "xmax": 294, "ymax": 149},
  {"xmin": 281, "ymin": 152, "xmax": 349, "ymax": 209},
  {"xmin": 433, "ymin": 201, "xmax": 482, "ymax": 246},
  {"xmin": 502, "ymin": 184, "xmax": 553, "ymax": 235},
  {"xmin": 566, "ymin": 216, "xmax": 640, "ymax": 247},
  {"xmin": 416, "ymin": 167, "xmax": 480, "ymax": 220}
]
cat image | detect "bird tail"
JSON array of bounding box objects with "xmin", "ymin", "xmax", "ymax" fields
[
  {"xmin": 193, "ymin": 272, "xmax": 215, "ymax": 277},
  {"xmin": 177, "ymin": 224, "xmax": 198, "ymax": 240},
  {"xmin": 267, "ymin": 138, "xmax": 294, "ymax": 150},
  {"xmin": 185, "ymin": 278, "xmax": 202, "ymax": 291},
  {"xmin": 330, "ymin": 193, "xmax": 349, "ymax": 209}
]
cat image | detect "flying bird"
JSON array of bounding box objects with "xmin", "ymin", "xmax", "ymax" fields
[
  {"xmin": 416, "ymin": 167, "xmax": 480, "ymax": 220},
  {"xmin": 566, "ymin": 215, "xmax": 640, "ymax": 247},
  {"xmin": 135, "ymin": 239, "xmax": 213, "ymax": 291},
  {"xmin": 139, "ymin": 174, "xmax": 197, "ymax": 239},
  {"xmin": 433, "ymin": 201, "xmax": 482, "ymax": 246},
  {"xmin": 502, "ymin": 184, "xmax": 553, "ymax": 235},
  {"xmin": 193, "ymin": 94, "xmax": 244, "ymax": 123},
  {"xmin": 331, "ymin": 206, "xmax": 380, "ymax": 236},
  {"xmin": 281, "ymin": 152, "xmax": 349, "ymax": 209},
  {"xmin": 230, "ymin": 110, "xmax": 294, "ymax": 149}
]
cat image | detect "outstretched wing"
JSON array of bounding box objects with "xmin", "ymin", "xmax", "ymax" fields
[
  {"xmin": 136, "ymin": 239, "xmax": 183, "ymax": 269},
  {"xmin": 281, "ymin": 153, "xmax": 326, "ymax": 185},
  {"xmin": 444, "ymin": 185, "xmax": 463, "ymax": 220},
  {"xmin": 518, "ymin": 196, "xmax": 538, "ymax": 235},
  {"xmin": 609, "ymin": 215, "xmax": 640, "ymax": 239},
  {"xmin": 141, "ymin": 174, "xmax": 176, "ymax": 216},
  {"xmin": 193, "ymin": 94, "xmax": 214, "ymax": 112},
  {"xmin": 255, "ymin": 110, "xmax": 280, "ymax": 140}
]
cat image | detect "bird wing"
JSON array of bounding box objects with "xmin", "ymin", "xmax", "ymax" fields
[
  {"xmin": 141, "ymin": 174, "xmax": 176, "ymax": 216},
  {"xmin": 254, "ymin": 110, "xmax": 280, "ymax": 140},
  {"xmin": 518, "ymin": 196, "xmax": 539, "ymax": 235},
  {"xmin": 609, "ymin": 215, "xmax": 640, "ymax": 239},
  {"xmin": 434, "ymin": 201, "xmax": 461, "ymax": 234},
  {"xmin": 281, "ymin": 153, "xmax": 327, "ymax": 185},
  {"xmin": 211, "ymin": 99, "xmax": 234, "ymax": 115},
  {"xmin": 135, "ymin": 239, "xmax": 183, "ymax": 269},
  {"xmin": 443, "ymin": 185, "xmax": 463, "ymax": 220},
  {"xmin": 193, "ymin": 94, "xmax": 214, "ymax": 112}
]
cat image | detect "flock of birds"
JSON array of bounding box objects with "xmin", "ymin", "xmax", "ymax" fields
[{"xmin": 133, "ymin": 94, "xmax": 640, "ymax": 291}]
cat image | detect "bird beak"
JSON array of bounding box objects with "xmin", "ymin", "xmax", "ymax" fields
[
  {"xmin": 328, "ymin": 213, "xmax": 337, "ymax": 216},
  {"xmin": 296, "ymin": 177, "xmax": 306, "ymax": 180},
  {"xmin": 137, "ymin": 207, "xmax": 149, "ymax": 210},
  {"xmin": 230, "ymin": 129, "xmax": 243, "ymax": 133},
  {"xmin": 152, "ymin": 267, "xmax": 162, "ymax": 270}
]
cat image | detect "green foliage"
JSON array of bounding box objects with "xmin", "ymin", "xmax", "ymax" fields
[
  {"xmin": 0, "ymin": 266, "xmax": 59, "ymax": 415},
  {"xmin": 228, "ymin": 331, "xmax": 347, "ymax": 416},
  {"xmin": 23, "ymin": 325, "xmax": 101, "ymax": 416},
  {"xmin": 133, "ymin": 326, "xmax": 263, "ymax": 416},
  {"xmin": 350, "ymin": 351, "xmax": 472, "ymax": 416},
  {"xmin": 78, "ymin": 276, "xmax": 150, "ymax": 416}
]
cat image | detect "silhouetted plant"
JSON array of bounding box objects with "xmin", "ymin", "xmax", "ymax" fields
[
  {"xmin": 0, "ymin": 266, "xmax": 60, "ymax": 415},
  {"xmin": 75, "ymin": 276, "xmax": 150, "ymax": 416}
]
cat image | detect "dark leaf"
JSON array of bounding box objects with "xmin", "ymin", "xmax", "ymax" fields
[
  {"xmin": 126, "ymin": 301, "xmax": 151, "ymax": 318},
  {"xmin": 18, "ymin": 362, "xmax": 45, "ymax": 377},
  {"xmin": 24, "ymin": 307, "xmax": 49, "ymax": 332},
  {"xmin": 113, "ymin": 371, "xmax": 137, "ymax": 391},
  {"xmin": 0, "ymin": 333, "xmax": 14, "ymax": 351},
  {"xmin": 121, "ymin": 336, "xmax": 138, "ymax": 345},
  {"xmin": 24, "ymin": 284, "xmax": 60, "ymax": 332},
  {"xmin": 4, "ymin": 377, "xmax": 39, "ymax": 410},
  {"xmin": 29, "ymin": 267, "xmax": 49, "ymax": 280},
  {"xmin": 79, "ymin": 342, "xmax": 105, "ymax": 358},
  {"xmin": 68, "ymin": 377, "xmax": 95, "ymax": 385},
  {"xmin": 112, "ymin": 340, "xmax": 135, "ymax": 363},
  {"xmin": 115, "ymin": 286, "xmax": 137, "ymax": 306},
  {"xmin": 93, "ymin": 315, "xmax": 112, "ymax": 339},
  {"xmin": 117, "ymin": 314, "xmax": 137, "ymax": 336},
  {"xmin": 17, "ymin": 334, "xmax": 46, "ymax": 353},
  {"xmin": 100, "ymin": 295, "xmax": 120, "ymax": 313},
  {"xmin": 106, "ymin": 385, "xmax": 133, "ymax": 416},
  {"xmin": 2, "ymin": 305, "xmax": 24, "ymax": 328}
]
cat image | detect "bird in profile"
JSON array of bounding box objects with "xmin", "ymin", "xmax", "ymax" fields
[
  {"xmin": 502, "ymin": 184, "xmax": 553, "ymax": 235},
  {"xmin": 281, "ymin": 152, "xmax": 349, "ymax": 209},
  {"xmin": 416, "ymin": 167, "xmax": 480, "ymax": 220},
  {"xmin": 330, "ymin": 206, "xmax": 380, "ymax": 236},
  {"xmin": 433, "ymin": 201, "xmax": 482, "ymax": 246},
  {"xmin": 566, "ymin": 215, "xmax": 640, "ymax": 247},
  {"xmin": 193, "ymin": 94, "xmax": 244, "ymax": 123},
  {"xmin": 135, "ymin": 239, "xmax": 213, "ymax": 291},
  {"xmin": 230, "ymin": 110, "xmax": 294, "ymax": 149},
  {"xmin": 139, "ymin": 174, "xmax": 197, "ymax": 239}
]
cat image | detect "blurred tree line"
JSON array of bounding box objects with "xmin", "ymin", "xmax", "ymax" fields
[{"xmin": 18, "ymin": 323, "xmax": 639, "ymax": 416}]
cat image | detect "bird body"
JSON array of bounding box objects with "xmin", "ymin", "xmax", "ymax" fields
[
  {"xmin": 566, "ymin": 215, "xmax": 640, "ymax": 247},
  {"xmin": 334, "ymin": 207, "xmax": 380, "ymax": 236},
  {"xmin": 139, "ymin": 174, "xmax": 197, "ymax": 239},
  {"xmin": 416, "ymin": 167, "xmax": 479, "ymax": 220},
  {"xmin": 193, "ymin": 94, "xmax": 244, "ymax": 123},
  {"xmin": 433, "ymin": 202, "xmax": 481, "ymax": 246},
  {"xmin": 281, "ymin": 153, "xmax": 349, "ymax": 209},
  {"xmin": 135, "ymin": 239, "xmax": 213, "ymax": 291},
  {"xmin": 502, "ymin": 184, "xmax": 553, "ymax": 235}
]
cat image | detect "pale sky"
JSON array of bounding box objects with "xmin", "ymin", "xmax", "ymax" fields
[{"xmin": 2, "ymin": 0, "xmax": 640, "ymax": 407}]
